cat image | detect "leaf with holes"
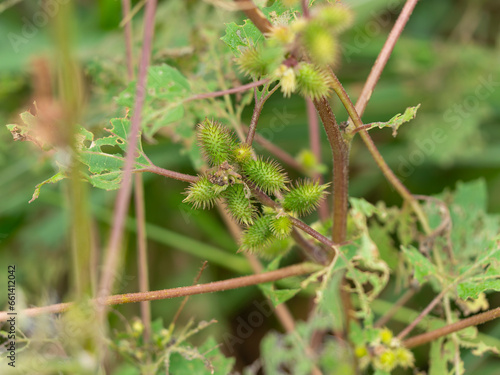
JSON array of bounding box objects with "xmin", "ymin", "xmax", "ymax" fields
[{"xmin": 79, "ymin": 118, "xmax": 151, "ymax": 190}]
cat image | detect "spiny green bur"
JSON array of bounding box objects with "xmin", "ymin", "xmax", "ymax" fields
[
  {"xmin": 270, "ymin": 215, "xmax": 292, "ymax": 240},
  {"xmin": 282, "ymin": 180, "xmax": 329, "ymax": 216},
  {"xmin": 222, "ymin": 184, "xmax": 256, "ymax": 225},
  {"xmin": 241, "ymin": 214, "xmax": 276, "ymax": 252},
  {"xmin": 295, "ymin": 63, "xmax": 332, "ymax": 100},
  {"xmin": 183, "ymin": 175, "xmax": 221, "ymax": 209},
  {"xmin": 197, "ymin": 119, "xmax": 236, "ymax": 166},
  {"xmin": 242, "ymin": 157, "xmax": 288, "ymax": 195}
]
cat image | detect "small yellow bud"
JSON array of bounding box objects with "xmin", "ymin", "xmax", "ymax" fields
[
  {"xmin": 268, "ymin": 26, "xmax": 295, "ymax": 45},
  {"xmin": 355, "ymin": 345, "xmax": 368, "ymax": 358},
  {"xmin": 374, "ymin": 349, "xmax": 397, "ymax": 372},
  {"xmin": 379, "ymin": 327, "xmax": 393, "ymax": 345},
  {"xmin": 291, "ymin": 18, "xmax": 307, "ymax": 33},
  {"xmin": 280, "ymin": 67, "xmax": 296, "ymax": 97},
  {"xmin": 395, "ymin": 347, "xmax": 415, "ymax": 369},
  {"xmin": 132, "ymin": 319, "xmax": 144, "ymax": 337}
]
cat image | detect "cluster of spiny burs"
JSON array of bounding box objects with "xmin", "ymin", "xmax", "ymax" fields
[
  {"xmin": 238, "ymin": 3, "xmax": 353, "ymax": 98},
  {"xmin": 183, "ymin": 119, "xmax": 329, "ymax": 257}
]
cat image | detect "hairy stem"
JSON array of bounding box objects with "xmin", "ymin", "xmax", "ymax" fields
[
  {"xmin": 245, "ymin": 83, "xmax": 280, "ymax": 145},
  {"xmin": 328, "ymin": 70, "xmax": 431, "ymax": 234},
  {"xmin": 403, "ymin": 307, "xmax": 500, "ymax": 349},
  {"xmin": 185, "ymin": 78, "xmax": 269, "ymax": 103},
  {"xmin": 98, "ymin": 0, "xmax": 158, "ymax": 318},
  {"xmin": 0, "ymin": 263, "xmax": 320, "ymax": 322},
  {"xmin": 306, "ymin": 98, "xmax": 329, "ymax": 222},
  {"xmin": 313, "ymin": 97, "xmax": 349, "ymax": 243},
  {"xmin": 139, "ymin": 166, "xmax": 198, "ymax": 183}
]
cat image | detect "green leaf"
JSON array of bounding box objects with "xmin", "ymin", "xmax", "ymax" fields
[
  {"xmin": 365, "ymin": 104, "xmax": 420, "ymax": 137},
  {"xmin": 78, "ymin": 118, "xmax": 151, "ymax": 190},
  {"xmin": 220, "ymin": 1, "xmax": 290, "ymax": 56},
  {"xmin": 221, "ymin": 21, "xmax": 263, "ymax": 56},
  {"xmin": 29, "ymin": 169, "xmax": 65, "ymax": 203},
  {"xmin": 116, "ymin": 64, "xmax": 190, "ymax": 138},
  {"xmin": 401, "ymin": 245, "xmax": 438, "ymax": 285},
  {"xmin": 258, "ymin": 255, "xmax": 300, "ymax": 307}
]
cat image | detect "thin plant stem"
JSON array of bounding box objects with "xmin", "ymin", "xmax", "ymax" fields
[
  {"xmin": 306, "ymin": 98, "xmax": 329, "ymax": 222},
  {"xmin": 0, "ymin": 263, "xmax": 321, "ymax": 322},
  {"xmin": 134, "ymin": 174, "xmax": 151, "ymax": 342},
  {"xmin": 245, "ymin": 83, "xmax": 280, "ymax": 145},
  {"xmin": 185, "ymin": 79, "xmax": 269, "ymax": 103},
  {"xmin": 348, "ymin": 0, "xmax": 420, "ymax": 121},
  {"xmin": 242, "ymin": 125, "xmax": 306, "ymax": 173},
  {"xmin": 98, "ymin": 0, "xmax": 158, "ymax": 318},
  {"xmin": 403, "ymin": 307, "xmax": 500, "ymax": 349},
  {"xmin": 122, "ymin": 0, "xmax": 151, "ymax": 344},
  {"xmin": 374, "ymin": 287, "xmax": 418, "ymax": 328},
  {"xmin": 139, "ymin": 166, "xmax": 198, "ymax": 183},
  {"xmin": 396, "ymin": 283, "xmax": 455, "ymax": 340}
]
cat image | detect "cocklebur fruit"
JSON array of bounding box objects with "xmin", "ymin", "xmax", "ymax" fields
[
  {"xmin": 197, "ymin": 119, "xmax": 236, "ymax": 166},
  {"xmin": 282, "ymin": 179, "xmax": 329, "ymax": 216}
]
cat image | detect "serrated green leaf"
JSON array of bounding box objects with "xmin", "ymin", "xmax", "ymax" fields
[
  {"xmin": 78, "ymin": 118, "xmax": 151, "ymax": 190},
  {"xmin": 401, "ymin": 245, "xmax": 438, "ymax": 285},
  {"xmin": 365, "ymin": 104, "xmax": 420, "ymax": 137},
  {"xmin": 258, "ymin": 255, "xmax": 300, "ymax": 307},
  {"xmin": 116, "ymin": 64, "xmax": 190, "ymax": 138}
]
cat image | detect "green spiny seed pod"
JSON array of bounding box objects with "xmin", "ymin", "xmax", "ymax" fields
[
  {"xmin": 242, "ymin": 157, "xmax": 288, "ymax": 195},
  {"xmin": 183, "ymin": 175, "xmax": 221, "ymax": 209},
  {"xmin": 197, "ymin": 119, "xmax": 236, "ymax": 166},
  {"xmin": 238, "ymin": 45, "xmax": 284, "ymax": 78},
  {"xmin": 302, "ymin": 22, "xmax": 339, "ymax": 66},
  {"xmin": 270, "ymin": 215, "xmax": 292, "ymax": 239},
  {"xmin": 316, "ymin": 4, "xmax": 354, "ymax": 33},
  {"xmin": 233, "ymin": 143, "xmax": 253, "ymax": 165},
  {"xmin": 240, "ymin": 214, "xmax": 276, "ymax": 252},
  {"xmin": 222, "ymin": 184, "xmax": 256, "ymax": 226},
  {"xmin": 282, "ymin": 179, "xmax": 329, "ymax": 216},
  {"xmin": 295, "ymin": 63, "xmax": 332, "ymax": 100}
]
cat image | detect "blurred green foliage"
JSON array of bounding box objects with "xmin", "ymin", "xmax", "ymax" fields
[{"xmin": 0, "ymin": 0, "xmax": 499, "ymax": 373}]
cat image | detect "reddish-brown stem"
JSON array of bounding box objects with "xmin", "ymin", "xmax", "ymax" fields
[
  {"xmin": 403, "ymin": 307, "xmax": 500, "ymax": 349},
  {"xmin": 121, "ymin": 0, "xmax": 151, "ymax": 344},
  {"xmin": 139, "ymin": 166, "xmax": 198, "ymax": 183},
  {"xmin": 134, "ymin": 174, "xmax": 151, "ymax": 342},
  {"xmin": 291, "ymin": 229, "xmax": 328, "ymax": 265},
  {"xmin": 328, "ymin": 69, "xmax": 431, "ymax": 235},
  {"xmin": 0, "ymin": 263, "xmax": 320, "ymax": 322},
  {"xmin": 245, "ymin": 83, "xmax": 280, "ymax": 145},
  {"xmin": 185, "ymin": 78, "xmax": 269, "ymax": 103},
  {"xmin": 397, "ymin": 283, "xmax": 455, "ymax": 340},
  {"xmin": 98, "ymin": 0, "xmax": 158, "ymax": 317},
  {"xmin": 313, "ymin": 97, "xmax": 349, "ymax": 243},
  {"xmin": 350, "ymin": 0, "xmax": 420, "ymax": 119},
  {"xmin": 288, "ymin": 215, "xmax": 338, "ymax": 250},
  {"xmin": 121, "ymin": 0, "xmax": 134, "ymax": 80},
  {"xmin": 242, "ymin": 125, "xmax": 306, "ymax": 173},
  {"xmin": 306, "ymin": 98, "xmax": 329, "ymax": 222},
  {"xmin": 234, "ymin": 0, "xmax": 273, "ymax": 34}
]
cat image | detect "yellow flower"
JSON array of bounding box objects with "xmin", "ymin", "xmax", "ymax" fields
[{"xmin": 275, "ymin": 65, "xmax": 297, "ymax": 97}]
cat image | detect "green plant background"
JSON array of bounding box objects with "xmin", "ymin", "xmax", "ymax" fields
[{"xmin": 0, "ymin": 0, "xmax": 499, "ymax": 373}]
